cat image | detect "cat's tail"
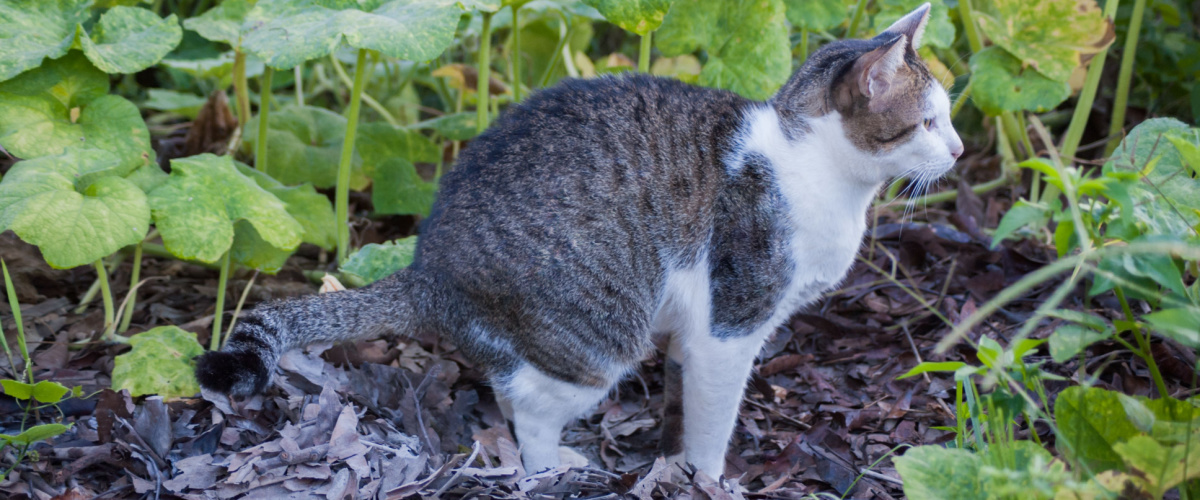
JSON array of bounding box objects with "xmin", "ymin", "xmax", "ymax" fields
[{"xmin": 194, "ymin": 268, "xmax": 431, "ymax": 397}]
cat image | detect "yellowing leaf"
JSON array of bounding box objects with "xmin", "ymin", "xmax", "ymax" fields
[
  {"xmin": 111, "ymin": 326, "xmax": 205, "ymax": 398},
  {"xmin": 974, "ymin": 0, "xmax": 1112, "ymax": 82}
]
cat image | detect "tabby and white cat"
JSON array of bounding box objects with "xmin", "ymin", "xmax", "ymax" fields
[{"xmin": 196, "ymin": 3, "xmax": 961, "ymax": 479}]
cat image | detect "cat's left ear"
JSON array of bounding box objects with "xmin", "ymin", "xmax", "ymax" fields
[{"xmin": 880, "ymin": 2, "xmax": 931, "ymax": 50}]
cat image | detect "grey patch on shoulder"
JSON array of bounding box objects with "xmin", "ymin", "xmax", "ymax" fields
[{"xmin": 709, "ymin": 151, "xmax": 792, "ymax": 338}]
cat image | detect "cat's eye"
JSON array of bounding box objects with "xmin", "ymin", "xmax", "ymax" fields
[{"xmin": 922, "ymin": 118, "xmax": 934, "ymax": 130}]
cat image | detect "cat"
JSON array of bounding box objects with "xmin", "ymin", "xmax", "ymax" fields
[{"xmin": 195, "ymin": 2, "xmax": 961, "ymax": 479}]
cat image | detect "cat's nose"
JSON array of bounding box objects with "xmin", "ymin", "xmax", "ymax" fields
[{"xmin": 951, "ymin": 144, "xmax": 964, "ymax": 159}]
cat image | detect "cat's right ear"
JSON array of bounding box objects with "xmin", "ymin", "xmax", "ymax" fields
[{"xmin": 850, "ymin": 35, "xmax": 908, "ymax": 112}]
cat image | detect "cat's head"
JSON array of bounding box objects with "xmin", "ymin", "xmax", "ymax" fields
[{"xmin": 773, "ymin": 3, "xmax": 963, "ymax": 185}]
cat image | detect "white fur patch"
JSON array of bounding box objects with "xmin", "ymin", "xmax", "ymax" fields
[{"xmin": 499, "ymin": 364, "xmax": 611, "ymax": 474}]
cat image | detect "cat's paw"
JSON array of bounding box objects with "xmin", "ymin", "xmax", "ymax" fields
[{"xmin": 194, "ymin": 349, "xmax": 270, "ymax": 397}]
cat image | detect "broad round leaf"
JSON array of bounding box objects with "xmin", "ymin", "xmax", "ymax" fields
[
  {"xmin": 160, "ymin": 51, "xmax": 266, "ymax": 89},
  {"xmin": 894, "ymin": 446, "xmax": 984, "ymax": 499},
  {"xmin": 656, "ymin": 0, "xmax": 790, "ymax": 100},
  {"xmin": 231, "ymin": 220, "xmax": 295, "ymax": 273},
  {"xmin": 1105, "ymin": 119, "xmax": 1200, "ymax": 236},
  {"xmin": 874, "ymin": 0, "xmax": 956, "ymax": 49},
  {"xmin": 0, "ymin": 53, "xmax": 153, "ymax": 172},
  {"xmin": 372, "ymin": 158, "xmax": 436, "ymax": 217},
  {"xmin": 80, "ymin": 6, "xmax": 183, "ymax": 74},
  {"xmin": 241, "ymin": 0, "xmax": 464, "ymax": 70},
  {"xmin": 1054, "ymin": 385, "xmax": 1141, "ymax": 474},
  {"xmin": 339, "ymin": 236, "xmax": 417, "ymax": 287},
  {"xmin": 968, "ymin": 47, "xmax": 1071, "ymax": 116},
  {"xmin": 237, "ymin": 162, "xmax": 338, "ymax": 251},
  {"xmin": 149, "ymin": 153, "xmax": 303, "ymax": 264},
  {"xmin": 184, "ymin": 0, "xmax": 256, "ymax": 46},
  {"xmin": 242, "ymin": 105, "xmax": 368, "ymax": 189},
  {"xmin": 0, "ymin": 150, "xmax": 150, "ymax": 269},
  {"xmin": 0, "ymin": 0, "xmax": 91, "ymax": 82},
  {"xmin": 782, "ymin": 0, "xmax": 844, "ymax": 31},
  {"xmin": 111, "ymin": 326, "xmax": 204, "ymax": 398},
  {"xmin": 974, "ymin": 0, "xmax": 1111, "ymax": 82},
  {"xmin": 582, "ymin": 0, "xmax": 672, "ymax": 36}
]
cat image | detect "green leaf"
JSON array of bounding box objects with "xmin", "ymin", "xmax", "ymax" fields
[
  {"xmin": 111, "ymin": 325, "xmax": 204, "ymax": 398},
  {"xmin": 0, "ymin": 150, "xmax": 151, "ymax": 269},
  {"xmin": 242, "ymin": 105, "xmax": 368, "ymax": 189},
  {"xmin": 141, "ymin": 89, "xmax": 207, "ymax": 119},
  {"xmin": 230, "ymin": 220, "xmax": 294, "ymax": 273},
  {"xmin": 0, "ymin": 423, "xmax": 69, "ymax": 446},
  {"xmin": 894, "ymin": 446, "xmax": 985, "ymax": 500},
  {"xmin": 656, "ymin": 0, "xmax": 790, "ymax": 100},
  {"xmin": 874, "ymin": 0, "xmax": 956, "ymax": 49},
  {"xmin": 235, "ymin": 162, "xmax": 337, "ymax": 251},
  {"xmin": 1144, "ymin": 308, "xmax": 1200, "ymax": 348},
  {"xmin": 31, "ymin": 380, "xmax": 70, "ymax": 404},
  {"xmin": 0, "ymin": 0, "xmax": 91, "ymax": 82},
  {"xmin": 0, "ymin": 379, "xmax": 33, "ymax": 400},
  {"xmin": 80, "ymin": 6, "xmax": 182, "ymax": 74},
  {"xmin": 1045, "ymin": 308, "xmax": 1110, "ymax": 332},
  {"xmin": 372, "ymin": 158, "xmax": 436, "ymax": 216},
  {"xmin": 357, "ymin": 121, "xmax": 440, "ymax": 166},
  {"xmin": 1114, "ymin": 435, "xmax": 1200, "ymax": 498},
  {"xmin": 160, "ymin": 52, "xmax": 265, "ymax": 89},
  {"xmin": 183, "ymin": 0, "xmax": 256, "ymax": 46},
  {"xmin": 1166, "ymin": 129, "xmax": 1200, "ymax": 177},
  {"xmin": 241, "ymin": 0, "xmax": 464, "ymax": 70},
  {"xmin": 1105, "ymin": 119, "xmax": 1200, "ymax": 237},
  {"xmin": 991, "ymin": 199, "xmax": 1051, "ymax": 247},
  {"xmin": 974, "ymin": 0, "xmax": 1111, "ymax": 82},
  {"xmin": 582, "ymin": 0, "xmax": 672, "ymax": 36},
  {"xmin": 968, "ymin": 47, "xmax": 1071, "ymax": 116},
  {"xmin": 897, "ymin": 361, "xmax": 967, "ymax": 379},
  {"xmin": 123, "ymin": 160, "xmax": 169, "ymax": 193},
  {"xmin": 1049, "ymin": 325, "xmax": 1110, "ymax": 363},
  {"xmin": 1054, "ymin": 385, "xmax": 1142, "ymax": 475},
  {"xmin": 148, "ymin": 153, "xmax": 302, "ymax": 264},
  {"xmin": 340, "ymin": 236, "xmax": 417, "ymax": 287},
  {"xmin": 459, "ymin": 0, "xmax": 502, "ymax": 12},
  {"xmin": 411, "ymin": 112, "xmax": 479, "ymax": 141},
  {"xmin": 0, "ymin": 52, "xmax": 153, "ymax": 172},
  {"xmin": 781, "ymin": 0, "xmax": 844, "ymax": 31}
]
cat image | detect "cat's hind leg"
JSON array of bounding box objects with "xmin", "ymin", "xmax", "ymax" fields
[{"xmin": 498, "ymin": 364, "xmax": 612, "ymax": 474}]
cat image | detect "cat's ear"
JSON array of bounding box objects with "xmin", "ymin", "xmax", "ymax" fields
[
  {"xmin": 851, "ymin": 35, "xmax": 907, "ymax": 112},
  {"xmin": 880, "ymin": 2, "xmax": 930, "ymax": 50}
]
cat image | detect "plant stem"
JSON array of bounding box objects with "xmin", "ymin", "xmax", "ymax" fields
[
  {"xmin": 1, "ymin": 259, "xmax": 30, "ymax": 383},
  {"xmin": 210, "ymin": 251, "xmax": 231, "ymax": 351},
  {"xmin": 94, "ymin": 259, "xmax": 115, "ymax": 341},
  {"xmin": 478, "ymin": 11, "xmax": 493, "ymax": 134},
  {"xmin": 294, "ymin": 65, "xmax": 304, "ymax": 107},
  {"xmin": 255, "ymin": 66, "xmax": 274, "ymax": 175},
  {"xmin": 233, "ymin": 50, "xmax": 251, "ymax": 137},
  {"xmin": 73, "ymin": 253, "xmax": 124, "ymax": 314},
  {"xmin": 328, "ymin": 54, "xmax": 399, "ymax": 126},
  {"xmin": 1059, "ymin": 0, "xmax": 1120, "ymax": 165},
  {"xmin": 335, "ymin": 49, "xmax": 369, "ymax": 265},
  {"xmin": 1105, "ymin": 0, "xmax": 1146, "ymax": 157},
  {"xmin": 638, "ymin": 31, "xmax": 652, "ymax": 73},
  {"xmin": 1114, "ymin": 286, "xmax": 1169, "ymax": 398},
  {"xmin": 957, "ymin": 0, "xmax": 983, "ymax": 54},
  {"xmin": 798, "ymin": 29, "xmax": 809, "ymax": 65},
  {"xmin": 117, "ymin": 242, "xmax": 143, "ymax": 333},
  {"xmin": 223, "ymin": 271, "xmax": 258, "ymax": 350},
  {"xmin": 847, "ymin": 0, "xmax": 869, "ymax": 38},
  {"xmin": 950, "ymin": 79, "xmax": 972, "ymax": 119},
  {"xmin": 511, "ymin": 5, "xmax": 523, "ymax": 102}
]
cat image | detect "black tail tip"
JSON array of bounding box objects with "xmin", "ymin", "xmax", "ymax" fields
[{"xmin": 195, "ymin": 350, "xmax": 271, "ymax": 397}]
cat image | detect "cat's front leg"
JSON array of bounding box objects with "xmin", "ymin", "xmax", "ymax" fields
[
  {"xmin": 498, "ymin": 364, "xmax": 612, "ymax": 474},
  {"xmin": 675, "ymin": 328, "xmax": 765, "ymax": 478}
]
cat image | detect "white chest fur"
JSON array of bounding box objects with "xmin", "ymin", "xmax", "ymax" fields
[{"xmin": 731, "ymin": 107, "xmax": 882, "ymax": 338}]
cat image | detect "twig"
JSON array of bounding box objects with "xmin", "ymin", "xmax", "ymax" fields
[{"xmin": 431, "ymin": 441, "xmax": 481, "ymax": 498}]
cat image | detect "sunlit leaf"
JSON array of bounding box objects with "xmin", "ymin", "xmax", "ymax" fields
[
  {"xmin": 1105, "ymin": 119, "xmax": 1200, "ymax": 237},
  {"xmin": 0, "ymin": 0, "xmax": 90, "ymax": 82},
  {"xmin": 781, "ymin": 0, "xmax": 844, "ymax": 31},
  {"xmin": 656, "ymin": 0, "xmax": 790, "ymax": 100},
  {"xmin": 339, "ymin": 236, "xmax": 417, "ymax": 287},
  {"xmin": 80, "ymin": 6, "xmax": 182, "ymax": 74},
  {"xmin": 111, "ymin": 326, "xmax": 204, "ymax": 398},
  {"xmin": 582, "ymin": 0, "xmax": 672, "ymax": 36},
  {"xmin": 241, "ymin": 0, "xmax": 464, "ymax": 69},
  {"xmin": 1054, "ymin": 385, "xmax": 1141, "ymax": 475},
  {"xmin": 969, "ymin": 47, "xmax": 1071, "ymax": 116},
  {"xmin": 875, "ymin": 0, "xmax": 955, "ymax": 49},
  {"xmin": 0, "ymin": 150, "xmax": 150, "ymax": 269},
  {"xmin": 184, "ymin": 0, "xmax": 256, "ymax": 46},
  {"xmin": 974, "ymin": 0, "xmax": 1112, "ymax": 82},
  {"xmin": 0, "ymin": 53, "xmax": 153, "ymax": 172},
  {"xmin": 895, "ymin": 446, "xmax": 986, "ymax": 499},
  {"xmin": 148, "ymin": 154, "xmax": 302, "ymax": 264}
]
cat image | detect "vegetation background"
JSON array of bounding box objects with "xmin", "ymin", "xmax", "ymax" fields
[{"xmin": 0, "ymin": 0, "xmax": 1199, "ymax": 498}]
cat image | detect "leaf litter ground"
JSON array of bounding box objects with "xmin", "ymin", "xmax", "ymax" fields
[{"xmin": 2, "ymin": 154, "xmax": 1198, "ymax": 499}]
